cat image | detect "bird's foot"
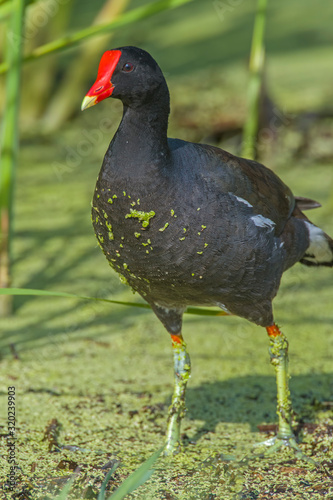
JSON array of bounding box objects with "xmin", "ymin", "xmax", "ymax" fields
[
  {"xmin": 163, "ymin": 440, "xmax": 181, "ymax": 456},
  {"xmin": 253, "ymin": 434, "xmax": 317, "ymax": 465}
]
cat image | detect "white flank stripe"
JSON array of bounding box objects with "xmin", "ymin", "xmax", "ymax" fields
[{"xmin": 233, "ymin": 195, "xmax": 253, "ymax": 208}]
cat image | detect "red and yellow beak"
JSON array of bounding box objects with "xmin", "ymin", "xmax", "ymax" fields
[{"xmin": 81, "ymin": 50, "xmax": 122, "ymax": 111}]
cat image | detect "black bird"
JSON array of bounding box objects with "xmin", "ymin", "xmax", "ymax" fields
[{"xmin": 81, "ymin": 46, "xmax": 333, "ymax": 456}]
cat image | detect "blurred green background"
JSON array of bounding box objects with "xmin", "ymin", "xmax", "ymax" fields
[{"xmin": 0, "ymin": 0, "xmax": 332, "ymax": 498}]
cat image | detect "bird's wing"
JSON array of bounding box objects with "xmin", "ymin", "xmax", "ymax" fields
[{"xmin": 200, "ymin": 144, "xmax": 295, "ymax": 235}]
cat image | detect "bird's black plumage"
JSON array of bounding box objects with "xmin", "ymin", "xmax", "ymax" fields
[
  {"xmin": 82, "ymin": 46, "xmax": 333, "ymax": 455},
  {"xmin": 88, "ymin": 47, "xmax": 331, "ymax": 329}
]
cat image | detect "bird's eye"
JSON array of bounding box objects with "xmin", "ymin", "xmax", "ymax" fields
[{"xmin": 122, "ymin": 62, "xmax": 134, "ymax": 73}]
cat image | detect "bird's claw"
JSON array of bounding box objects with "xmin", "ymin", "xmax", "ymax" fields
[
  {"xmin": 162, "ymin": 442, "xmax": 181, "ymax": 457},
  {"xmin": 253, "ymin": 434, "xmax": 317, "ymax": 465}
]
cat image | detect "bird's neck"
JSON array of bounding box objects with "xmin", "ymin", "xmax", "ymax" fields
[{"xmin": 108, "ymin": 87, "xmax": 171, "ymax": 174}]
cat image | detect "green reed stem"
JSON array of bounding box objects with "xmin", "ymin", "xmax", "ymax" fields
[
  {"xmin": 241, "ymin": 0, "xmax": 268, "ymax": 160},
  {"xmin": 0, "ymin": 0, "xmax": 26, "ymax": 316},
  {"xmin": 0, "ymin": 0, "xmax": 192, "ymax": 75}
]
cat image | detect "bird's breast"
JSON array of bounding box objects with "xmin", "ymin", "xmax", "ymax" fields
[{"xmin": 91, "ymin": 182, "xmax": 213, "ymax": 281}]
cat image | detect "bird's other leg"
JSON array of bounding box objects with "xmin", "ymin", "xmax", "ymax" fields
[
  {"xmin": 261, "ymin": 324, "xmax": 314, "ymax": 462},
  {"xmin": 150, "ymin": 304, "xmax": 190, "ymax": 455},
  {"xmin": 164, "ymin": 332, "xmax": 191, "ymax": 455}
]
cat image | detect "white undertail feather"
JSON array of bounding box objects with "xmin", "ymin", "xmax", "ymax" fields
[{"xmin": 303, "ymin": 222, "xmax": 333, "ymax": 265}]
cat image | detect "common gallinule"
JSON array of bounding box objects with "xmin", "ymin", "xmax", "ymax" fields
[{"xmin": 81, "ymin": 47, "xmax": 333, "ymax": 456}]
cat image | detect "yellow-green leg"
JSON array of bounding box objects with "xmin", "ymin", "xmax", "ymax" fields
[
  {"xmin": 164, "ymin": 333, "xmax": 191, "ymax": 455},
  {"xmin": 258, "ymin": 324, "xmax": 314, "ymax": 462},
  {"xmin": 268, "ymin": 324, "xmax": 294, "ymax": 442}
]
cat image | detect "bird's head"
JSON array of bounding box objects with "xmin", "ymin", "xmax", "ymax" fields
[{"xmin": 81, "ymin": 46, "xmax": 167, "ymax": 111}]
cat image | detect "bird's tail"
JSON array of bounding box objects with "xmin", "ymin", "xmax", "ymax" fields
[
  {"xmin": 300, "ymin": 223, "xmax": 333, "ymax": 267},
  {"xmin": 293, "ymin": 196, "xmax": 333, "ymax": 267}
]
